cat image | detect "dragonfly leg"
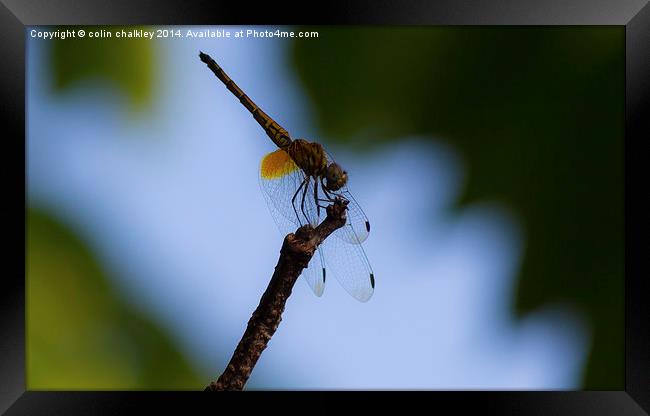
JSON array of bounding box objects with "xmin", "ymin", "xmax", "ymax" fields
[
  {"xmin": 320, "ymin": 177, "xmax": 343, "ymax": 203},
  {"xmin": 319, "ymin": 177, "xmax": 334, "ymax": 202},
  {"xmin": 291, "ymin": 176, "xmax": 308, "ymax": 226},
  {"xmin": 300, "ymin": 175, "xmax": 311, "ymax": 225},
  {"xmin": 314, "ymin": 177, "xmax": 321, "ymax": 218}
]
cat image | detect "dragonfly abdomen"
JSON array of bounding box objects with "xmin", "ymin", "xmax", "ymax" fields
[{"xmin": 199, "ymin": 52, "xmax": 292, "ymax": 149}]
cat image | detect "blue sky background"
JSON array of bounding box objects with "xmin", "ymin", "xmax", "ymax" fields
[{"xmin": 27, "ymin": 27, "xmax": 589, "ymax": 389}]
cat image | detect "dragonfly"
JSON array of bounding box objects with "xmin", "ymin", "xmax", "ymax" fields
[{"xmin": 200, "ymin": 52, "xmax": 374, "ymax": 302}]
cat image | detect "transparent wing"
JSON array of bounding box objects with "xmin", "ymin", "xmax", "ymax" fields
[
  {"xmin": 259, "ymin": 149, "xmax": 325, "ymax": 296},
  {"xmin": 332, "ymin": 187, "xmax": 370, "ymax": 245},
  {"xmin": 302, "ymin": 246, "xmax": 326, "ymax": 297},
  {"xmin": 259, "ymin": 149, "xmax": 322, "ymax": 228},
  {"xmin": 320, "ymin": 230, "xmax": 375, "ymax": 302},
  {"xmin": 259, "ymin": 148, "xmax": 373, "ymax": 300},
  {"xmin": 320, "ymin": 150, "xmax": 371, "ymax": 245}
]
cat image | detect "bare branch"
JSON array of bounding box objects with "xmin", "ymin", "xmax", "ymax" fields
[{"xmin": 205, "ymin": 199, "xmax": 348, "ymax": 391}]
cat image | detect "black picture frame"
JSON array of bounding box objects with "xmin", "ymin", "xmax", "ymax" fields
[{"xmin": 2, "ymin": 0, "xmax": 648, "ymax": 414}]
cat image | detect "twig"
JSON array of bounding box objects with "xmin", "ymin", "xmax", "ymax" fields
[{"xmin": 205, "ymin": 199, "xmax": 348, "ymax": 391}]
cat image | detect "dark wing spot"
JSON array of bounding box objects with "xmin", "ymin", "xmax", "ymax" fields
[
  {"xmin": 322, "ymin": 268, "xmax": 326, "ymax": 283},
  {"xmin": 369, "ymin": 273, "xmax": 375, "ymax": 289},
  {"xmin": 365, "ymin": 221, "xmax": 371, "ymax": 233}
]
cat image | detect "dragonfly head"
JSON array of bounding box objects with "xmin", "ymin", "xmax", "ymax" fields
[{"xmin": 324, "ymin": 162, "xmax": 348, "ymax": 191}]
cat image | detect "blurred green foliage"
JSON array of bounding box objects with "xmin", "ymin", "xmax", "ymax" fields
[
  {"xmin": 50, "ymin": 26, "xmax": 155, "ymax": 108},
  {"xmin": 292, "ymin": 27, "xmax": 624, "ymax": 389},
  {"xmin": 27, "ymin": 209, "xmax": 203, "ymax": 389}
]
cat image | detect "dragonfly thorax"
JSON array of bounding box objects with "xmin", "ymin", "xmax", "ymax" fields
[
  {"xmin": 286, "ymin": 139, "xmax": 327, "ymax": 176},
  {"xmin": 287, "ymin": 139, "xmax": 348, "ymax": 191}
]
